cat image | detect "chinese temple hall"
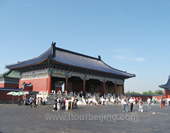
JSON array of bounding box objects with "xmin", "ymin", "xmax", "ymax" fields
[
  {"xmin": 6, "ymin": 42, "xmax": 135, "ymax": 96},
  {"xmin": 159, "ymin": 76, "xmax": 170, "ymax": 98}
]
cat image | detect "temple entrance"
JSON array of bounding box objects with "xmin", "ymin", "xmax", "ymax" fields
[
  {"xmin": 51, "ymin": 76, "xmax": 122, "ymax": 96},
  {"xmin": 51, "ymin": 77, "xmax": 65, "ymax": 93},
  {"xmin": 68, "ymin": 76, "xmax": 83, "ymax": 93},
  {"xmin": 105, "ymin": 81, "xmax": 115, "ymax": 94},
  {"xmin": 86, "ymin": 79, "xmax": 102, "ymax": 94}
]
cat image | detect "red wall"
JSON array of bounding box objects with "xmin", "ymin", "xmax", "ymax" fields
[
  {"xmin": 23, "ymin": 86, "xmax": 32, "ymax": 91},
  {"xmin": 0, "ymin": 83, "xmax": 19, "ymax": 88},
  {"xmin": 165, "ymin": 90, "xmax": 170, "ymax": 98},
  {"xmin": 138, "ymin": 96, "xmax": 152, "ymax": 101},
  {"xmin": 19, "ymin": 77, "xmax": 49, "ymax": 92},
  {"xmin": 4, "ymin": 83, "xmax": 19, "ymax": 88}
]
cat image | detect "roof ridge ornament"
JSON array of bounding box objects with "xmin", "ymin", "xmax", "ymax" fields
[
  {"xmin": 51, "ymin": 42, "xmax": 56, "ymax": 47},
  {"xmin": 51, "ymin": 42, "xmax": 56, "ymax": 58},
  {"xmin": 98, "ymin": 55, "xmax": 101, "ymax": 60}
]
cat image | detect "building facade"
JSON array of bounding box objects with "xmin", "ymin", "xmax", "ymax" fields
[
  {"xmin": 0, "ymin": 70, "xmax": 21, "ymax": 102},
  {"xmin": 6, "ymin": 42, "xmax": 135, "ymax": 96}
]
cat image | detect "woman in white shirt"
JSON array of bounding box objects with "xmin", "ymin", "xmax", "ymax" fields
[{"xmin": 65, "ymin": 98, "xmax": 70, "ymax": 111}]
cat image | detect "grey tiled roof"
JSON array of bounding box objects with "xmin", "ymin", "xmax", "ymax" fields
[
  {"xmin": 6, "ymin": 44, "xmax": 135, "ymax": 78},
  {"xmin": 159, "ymin": 76, "xmax": 170, "ymax": 89}
]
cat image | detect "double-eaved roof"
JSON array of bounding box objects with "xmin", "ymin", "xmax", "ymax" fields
[
  {"xmin": 159, "ymin": 76, "xmax": 170, "ymax": 89},
  {"xmin": 6, "ymin": 43, "xmax": 135, "ymax": 78}
]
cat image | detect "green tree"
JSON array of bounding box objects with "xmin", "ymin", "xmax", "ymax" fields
[
  {"xmin": 143, "ymin": 89, "xmax": 164, "ymax": 95},
  {"xmin": 155, "ymin": 89, "xmax": 164, "ymax": 94},
  {"xmin": 143, "ymin": 91, "xmax": 148, "ymax": 95},
  {"xmin": 125, "ymin": 91, "xmax": 131, "ymax": 94},
  {"xmin": 143, "ymin": 90, "xmax": 155, "ymax": 95},
  {"xmin": 125, "ymin": 90, "xmax": 141, "ymax": 94}
]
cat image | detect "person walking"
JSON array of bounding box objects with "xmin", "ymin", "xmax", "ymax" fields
[
  {"xmin": 147, "ymin": 97, "xmax": 152, "ymax": 110},
  {"xmin": 18, "ymin": 97, "xmax": 20, "ymax": 106},
  {"xmin": 160, "ymin": 97, "xmax": 164, "ymax": 107},
  {"xmin": 121, "ymin": 96, "xmax": 128, "ymax": 112},
  {"xmin": 57, "ymin": 97, "xmax": 61, "ymax": 110},
  {"xmin": 129, "ymin": 97, "xmax": 135, "ymax": 112},
  {"xmin": 106, "ymin": 97, "xmax": 109, "ymax": 105},
  {"xmin": 29, "ymin": 97, "xmax": 33, "ymax": 108},
  {"xmin": 152, "ymin": 97, "xmax": 156, "ymax": 104},
  {"xmin": 138, "ymin": 97, "xmax": 143, "ymax": 112},
  {"xmin": 135, "ymin": 97, "xmax": 138, "ymax": 104},
  {"xmin": 53, "ymin": 97, "xmax": 58, "ymax": 111}
]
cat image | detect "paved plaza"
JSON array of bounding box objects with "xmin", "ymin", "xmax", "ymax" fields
[{"xmin": 0, "ymin": 103, "xmax": 170, "ymax": 133}]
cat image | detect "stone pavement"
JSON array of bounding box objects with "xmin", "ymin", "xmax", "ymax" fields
[{"xmin": 0, "ymin": 103, "xmax": 170, "ymax": 133}]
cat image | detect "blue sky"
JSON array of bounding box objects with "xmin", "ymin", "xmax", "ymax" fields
[{"xmin": 0, "ymin": 0, "xmax": 170, "ymax": 93}]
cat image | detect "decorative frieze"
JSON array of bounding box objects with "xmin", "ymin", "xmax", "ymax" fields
[
  {"xmin": 21, "ymin": 69, "xmax": 48, "ymax": 79},
  {"xmin": 52, "ymin": 69, "xmax": 124, "ymax": 84},
  {"xmin": 20, "ymin": 68, "xmax": 124, "ymax": 84}
]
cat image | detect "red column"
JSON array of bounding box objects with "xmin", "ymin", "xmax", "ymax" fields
[
  {"xmin": 114, "ymin": 82, "xmax": 117, "ymax": 94},
  {"xmin": 122, "ymin": 83, "xmax": 124, "ymax": 94},
  {"xmin": 103, "ymin": 80, "xmax": 105, "ymax": 95},
  {"xmin": 164, "ymin": 90, "xmax": 167, "ymax": 99},
  {"xmin": 83, "ymin": 78, "xmax": 86, "ymax": 93},
  {"xmin": 65, "ymin": 75, "xmax": 68, "ymax": 91},
  {"xmin": 48, "ymin": 73, "xmax": 51, "ymax": 94}
]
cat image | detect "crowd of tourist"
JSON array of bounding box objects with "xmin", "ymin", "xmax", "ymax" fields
[
  {"xmin": 52, "ymin": 96, "xmax": 78, "ymax": 111},
  {"xmin": 120, "ymin": 95, "xmax": 169, "ymax": 113},
  {"xmin": 26, "ymin": 91, "xmax": 170, "ymax": 113}
]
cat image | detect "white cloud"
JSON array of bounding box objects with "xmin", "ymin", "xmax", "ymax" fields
[
  {"xmin": 112, "ymin": 47, "xmax": 145, "ymax": 62},
  {"xmin": 113, "ymin": 55, "xmax": 126, "ymax": 60},
  {"xmin": 133, "ymin": 57, "xmax": 145, "ymax": 62}
]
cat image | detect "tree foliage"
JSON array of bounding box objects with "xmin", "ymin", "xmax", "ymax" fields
[
  {"xmin": 125, "ymin": 89, "xmax": 164, "ymax": 95},
  {"xmin": 125, "ymin": 91, "xmax": 141, "ymax": 94},
  {"xmin": 143, "ymin": 89, "xmax": 164, "ymax": 95},
  {"xmin": 155, "ymin": 89, "xmax": 164, "ymax": 94}
]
